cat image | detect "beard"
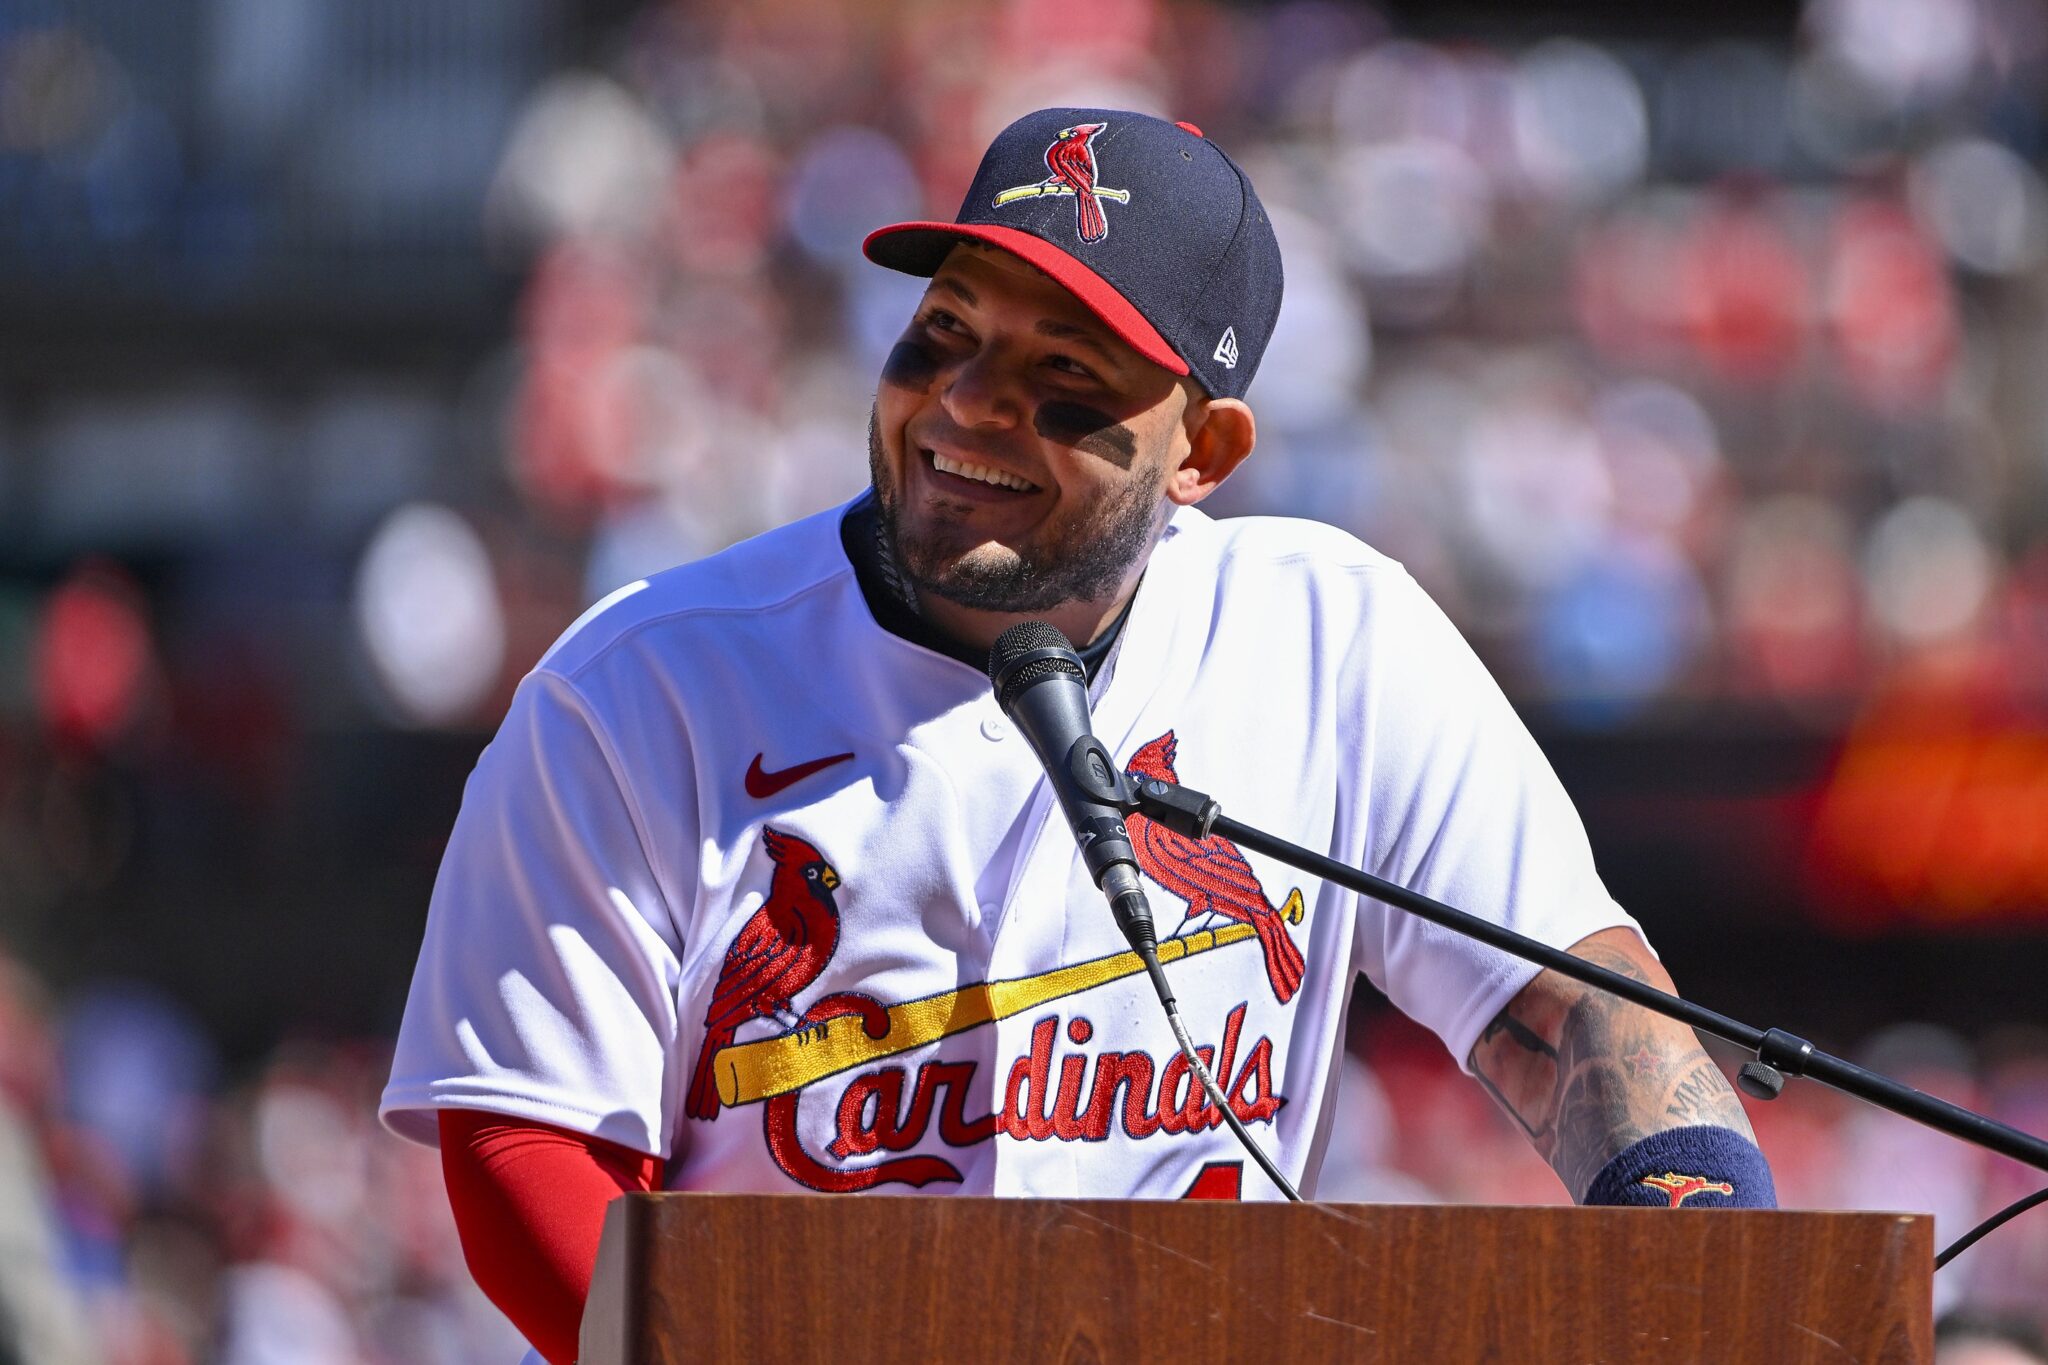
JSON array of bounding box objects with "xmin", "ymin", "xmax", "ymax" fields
[{"xmin": 867, "ymin": 406, "xmax": 1168, "ymax": 615}]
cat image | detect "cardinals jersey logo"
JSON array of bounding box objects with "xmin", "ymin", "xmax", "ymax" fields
[
  {"xmin": 686, "ymin": 828, "xmax": 847, "ymax": 1121},
  {"xmin": 1126, "ymin": 731, "xmax": 1307, "ymax": 1005},
  {"xmin": 992, "ymin": 122, "xmax": 1130, "ymax": 243},
  {"xmin": 687, "ymin": 816, "xmax": 1296, "ymax": 1195}
]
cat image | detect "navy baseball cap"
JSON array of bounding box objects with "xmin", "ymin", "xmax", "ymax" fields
[{"xmin": 863, "ymin": 108, "xmax": 1283, "ymax": 401}]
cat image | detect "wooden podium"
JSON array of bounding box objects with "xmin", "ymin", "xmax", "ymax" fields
[{"xmin": 580, "ymin": 1194, "xmax": 1931, "ymax": 1363}]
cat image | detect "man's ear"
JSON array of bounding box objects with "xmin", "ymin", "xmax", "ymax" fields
[{"xmin": 1165, "ymin": 397, "xmax": 1255, "ymax": 506}]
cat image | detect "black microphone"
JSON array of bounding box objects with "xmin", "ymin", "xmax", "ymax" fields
[
  {"xmin": 986, "ymin": 622, "xmax": 1164, "ymax": 974},
  {"xmin": 987, "ymin": 621, "xmax": 1301, "ymax": 1200}
]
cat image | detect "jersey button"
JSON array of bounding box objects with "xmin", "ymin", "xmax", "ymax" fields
[{"xmin": 980, "ymin": 716, "xmax": 1007, "ymax": 741}]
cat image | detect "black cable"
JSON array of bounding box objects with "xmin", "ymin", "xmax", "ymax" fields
[
  {"xmin": 1135, "ymin": 942, "xmax": 1302, "ymax": 1202},
  {"xmin": 1935, "ymin": 1186, "xmax": 2048, "ymax": 1271}
]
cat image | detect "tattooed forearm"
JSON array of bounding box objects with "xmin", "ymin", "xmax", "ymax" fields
[
  {"xmin": 1665, "ymin": 1054, "xmax": 1753, "ymax": 1130},
  {"xmin": 1468, "ymin": 1012, "xmax": 1557, "ymax": 1140},
  {"xmin": 1466, "ymin": 928, "xmax": 1756, "ymax": 1201},
  {"xmin": 1551, "ymin": 993, "xmax": 1650, "ymax": 1199}
]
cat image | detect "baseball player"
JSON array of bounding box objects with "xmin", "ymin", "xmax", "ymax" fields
[{"xmin": 381, "ymin": 109, "xmax": 1775, "ymax": 1365}]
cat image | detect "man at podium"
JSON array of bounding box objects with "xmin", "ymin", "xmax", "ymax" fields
[{"xmin": 379, "ymin": 108, "xmax": 1775, "ymax": 1365}]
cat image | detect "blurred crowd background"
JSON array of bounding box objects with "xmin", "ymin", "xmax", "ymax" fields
[{"xmin": 1, "ymin": 0, "xmax": 2045, "ymax": 1359}]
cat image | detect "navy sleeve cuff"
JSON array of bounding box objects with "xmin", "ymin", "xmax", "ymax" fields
[{"xmin": 1582, "ymin": 1125, "xmax": 1777, "ymax": 1209}]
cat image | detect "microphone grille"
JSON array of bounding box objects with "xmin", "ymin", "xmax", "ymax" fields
[
  {"xmin": 988, "ymin": 621, "xmax": 1083, "ymax": 707},
  {"xmin": 991, "ymin": 619, "xmax": 1072, "ymax": 665}
]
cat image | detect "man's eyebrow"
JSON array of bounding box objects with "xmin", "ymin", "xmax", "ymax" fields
[
  {"xmin": 930, "ymin": 276, "xmax": 977, "ymax": 306},
  {"xmin": 1035, "ymin": 318, "xmax": 1123, "ymax": 367}
]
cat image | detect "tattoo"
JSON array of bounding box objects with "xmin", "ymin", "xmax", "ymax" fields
[
  {"xmin": 1574, "ymin": 943, "xmax": 1652, "ymax": 984},
  {"xmin": 1481, "ymin": 1011, "xmax": 1554, "ymax": 1060},
  {"xmin": 1619, "ymin": 1038, "xmax": 1664, "ymax": 1081},
  {"xmin": 1466, "ymin": 934, "xmax": 1755, "ymax": 1201},
  {"xmin": 1550, "ymin": 994, "xmax": 1648, "ymax": 1198},
  {"xmin": 1664, "ymin": 1055, "xmax": 1751, "ymax": 1130},
  {"xmin": 1033, "ymin": 401, "xmax": 1138, "ymax": 468},
  {"xmin": 1469, "ymin": 1013, "xmax": 1556, "ymax": 1140}
]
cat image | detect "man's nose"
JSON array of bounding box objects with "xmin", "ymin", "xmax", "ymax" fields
[{"xmin": 939, "ymin": 345, "xmax": 1023, "ymax": 430}]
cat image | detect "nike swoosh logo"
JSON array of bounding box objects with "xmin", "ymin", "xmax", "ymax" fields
[{"xmin": 745, "ymin": 750, "xmax": 855, "ymax": 799}]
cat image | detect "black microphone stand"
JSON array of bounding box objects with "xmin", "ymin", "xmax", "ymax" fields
[{"xmin": 1123, "ymin": 771, "xmax": 2048, "ymax": 1184}]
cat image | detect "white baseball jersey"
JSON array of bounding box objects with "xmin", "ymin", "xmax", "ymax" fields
[{"xmin": 381, "ymin": 498, "xmax": 1640, "ymax": 1211}]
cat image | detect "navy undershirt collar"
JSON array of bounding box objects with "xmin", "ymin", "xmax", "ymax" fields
[{"xmin": 839, "ymin": 490, "xmax": 1131, "ymax": 681}]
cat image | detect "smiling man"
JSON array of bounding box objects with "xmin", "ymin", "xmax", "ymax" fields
[
  {"xmin": 860, "ymin": 239, "xmax": 1252, "ymax": 655},
  {"xmin": 381, "ymin": 109, "xmax": 1772, "ymax": 1365}
]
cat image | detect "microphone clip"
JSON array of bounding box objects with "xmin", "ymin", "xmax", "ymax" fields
[
  {"xmin": 1064, "ymin": 735, "xmax": 1137, "ymax": 812},
  {"xmin": 1124, "ymin": 771, "xmax": 1223, "ymax": 841},
  {"xmin": 1059, "ymin": 736, "xmax": 1225, "ymax": 845}
]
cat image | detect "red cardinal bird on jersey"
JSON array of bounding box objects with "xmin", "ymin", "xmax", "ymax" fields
[
  {"xmin": 685, "ymin": 828, "xmax": 842, "ymax": 1120},
  {"xmin": 1126, "ymin": 732, "xmax": 1307, "ymax": 1005},
  {"xmin": 1045, "ymin": 122, "xmax": 1111, "ymax": 242}
]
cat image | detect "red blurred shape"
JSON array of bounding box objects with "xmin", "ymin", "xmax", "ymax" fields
[
  {"xmin": 1676, "ymin": 194, "xmax": 1810, "ymax": 384},
  {"xmin": 2006, "ymin": 543, "xmax": 2048, "ymax": 685},
  {"xmin": 1000, "ymin": 0, "xmax": 1158, "ymax": 63},
  {"xmin": 1825, "ymin": 200, "xmax": 1957, "ymax": 411},
  {"xmin": 32, "ymin": 561, "xmax": 156, "ymax": 753},
  {"xmin": 1572, "ymin": 211, "xmax": 1685, "ymax": 366},
  {"xmin": 1806, "ymin": 651, "xmax": 2048, "ymax": 929},
  {"xmin": 511, "ymin": 243, "xmax": 645, "ymax": 524},
  {"xmin": 664, "ymin": 133, "xmax": 782, "ymax": 278},
  {"xmin": 1725, "ymin": 510, "xmax": 1868, "ymax": 699}
]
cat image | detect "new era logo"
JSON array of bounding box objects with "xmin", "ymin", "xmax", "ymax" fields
[{"xmin": 1213, "ymin": 326, "xmax": 1239, "ymax": 369}]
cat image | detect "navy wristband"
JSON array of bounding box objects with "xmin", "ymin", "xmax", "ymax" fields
[{"xmin": 1582, "ymin": 1125, "xmax": 1777, "ymax": 1209}]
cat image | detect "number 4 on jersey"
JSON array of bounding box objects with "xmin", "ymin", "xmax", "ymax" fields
[{"xmin": 1179, "ymin": 1160, "xmax": 1243, "ymax": 1200}]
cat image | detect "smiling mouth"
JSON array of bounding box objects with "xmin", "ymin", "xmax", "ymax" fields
[{"xmin": 924, "ymin": 448, "xmax": 1041, "ymax": 494}]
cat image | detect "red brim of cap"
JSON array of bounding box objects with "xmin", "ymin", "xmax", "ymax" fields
[{"xmin": 861, "ymin": 222, "xmax": 1189, "ymax": 378}]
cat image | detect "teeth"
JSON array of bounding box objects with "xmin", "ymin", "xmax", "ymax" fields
[{"xmin": 931, "ymin": 450, "xmax": 1037, "ymax": 491}]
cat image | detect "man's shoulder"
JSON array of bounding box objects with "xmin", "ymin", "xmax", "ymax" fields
[
  {"xmin": 1168, "ymin": 508, "xmax": 1408, "ymax": 583},
  {"xmin": 538, "ymin": 503, "xmax": 856, "ymax": 681}
]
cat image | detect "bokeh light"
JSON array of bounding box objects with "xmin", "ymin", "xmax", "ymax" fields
[
  {"xmin": 1806, "ymin": 0, "xmax": 1980, "ymax": 107},
  {"xmin": 1863, "ymin": 496, "xmax": 1996, "ymax": 647},
  {"xmin": 1336, "ymin": 137, "xmax": 1492, "ymax": 289},
  {"xmin": 784, "ymin": 126, "xmax": 924, "ymax": 267},
  {"xmin": 1509, "ymin": 39, "xmax": 1648, "ymax": 203},
  {"xmin": 1910, "ymin": 137, "xmax": 2048, "ymax": 276},
  {"xmin": 32, "ymin": 561, "xmax": 157, "ymax": 753},
  {"xmin": 1533, "ymin": 535, "xmax": 1711, "ymax": 721},
  {"xmin": 1724, "ymin": 496, "xmax": 1866, "ymax": 699},
  {"xmin": 353, "ymin": 504, "xmax": 506, "ymax": 728}
]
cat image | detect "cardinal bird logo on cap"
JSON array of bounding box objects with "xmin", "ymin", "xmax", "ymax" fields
[
  {"xmin": 992, "ymin": 122, "xmax": 1130, "ymax": 244},
  {"xmin": 1126, "ymin": 731, "xmax": 1308, "ymax": 1005}
]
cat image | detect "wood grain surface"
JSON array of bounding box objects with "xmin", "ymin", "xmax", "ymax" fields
[{"xmin": 581, "ymin": 1194, "xmax": 1932, "ymax": 1364}]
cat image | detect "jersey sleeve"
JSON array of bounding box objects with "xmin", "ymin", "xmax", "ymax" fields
[
  {"xmin": 380, "ymin": 668, "xmax": 690, "ymax": 1157},
  {"xmin": 1348, "ymin": 570, "xmax": 1646, "ymax": 1072}
]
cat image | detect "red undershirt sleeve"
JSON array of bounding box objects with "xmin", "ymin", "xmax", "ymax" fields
[{"xmin": 437, "ymin": 1108, "xmax": 662, "ymax": 1365}]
